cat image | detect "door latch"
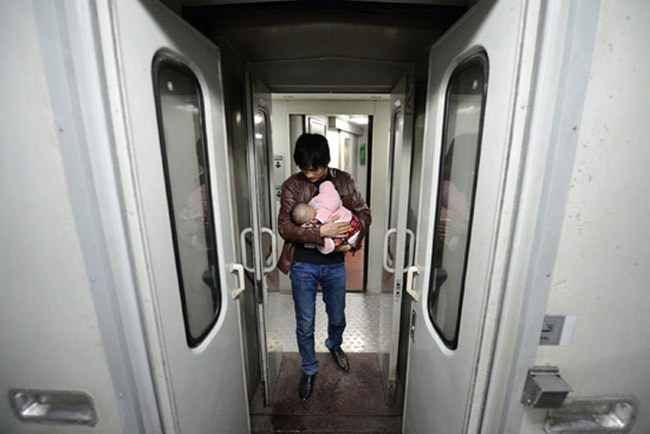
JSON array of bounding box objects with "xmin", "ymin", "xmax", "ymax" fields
[{"xmin": 522, "ymin": 367, "xmax": 572, "ymax": 408}]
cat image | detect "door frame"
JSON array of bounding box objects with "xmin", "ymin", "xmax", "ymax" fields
[
  {"xmin": 379, "ymin": 75, "xmax": 416, "ymax": 405},
  {"xmin": 243, "ymin": 72, "xmax": 281, "ymax": 405},
  {"xmin": 270, "ymin": 95, "xmax": 391, "ymax": 294}
]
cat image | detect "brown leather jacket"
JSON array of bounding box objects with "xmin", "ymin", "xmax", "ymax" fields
[{"xmin": 277, "ymin": 168, "xmax": 371, "ymax": 274}]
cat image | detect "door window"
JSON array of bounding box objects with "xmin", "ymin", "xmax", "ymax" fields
[
  {"xmin": 428, "ymin": 53, "xmax": 488, "ymax": 349},
  {"xmin": 387, "ymin": 107, "xmax": 401, "ymax": 232},
  {"xmin": 386, "ymin": 107, "xmax": 402, "ymax": 265},
  {"xmin": 254, "ymin": 109, "xmax": 274, "ymax": 266},
  {"xmin": 153, "ymin": 57, "xmax": 222, "ymax": 347}
]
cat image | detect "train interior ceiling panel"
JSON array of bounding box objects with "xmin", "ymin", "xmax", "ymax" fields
[
  {"xmin": 183, "ymin": 1, "xmax": 468, "ymax": 93},
  {"xmin": 2, "ymin": 0, "xmax": 649, "ymax": 433}
]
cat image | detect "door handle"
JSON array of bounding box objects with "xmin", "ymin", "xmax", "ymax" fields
[
  {"xmin": 405, "ymin": 228, "xmax": 415, "ymax": 267},
  {"xmin": 544, "ymin": 396, "xmax": 637, "ymax": 432},
  {"xmin": 261, "ymin": 227, "xmax": 277, "ymax": 274},
  {"xmin": 229, "ymin": 263, "xmax": 245, "ymax": 299},
  {"xmin": 239, "ymin": 228, "xmax": 254, "ymax": 273},
  {"xmin": 10, "ymin": 389, "xmax": 97, "ymax": 426},
  {"xmin": 382, "ymin": 228, "xmax": 397, "ymax": 273},
  {"xmin": 406, "ymin": 265, "xmax": 421, "ymax": 301},
  {"xmin": 383, "ymin": 228, "xmax": 414, "ymax": 272}
]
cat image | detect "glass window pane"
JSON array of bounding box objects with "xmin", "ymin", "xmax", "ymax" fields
[
  {"xmin": 428, "ymin": 54, "xmax": 488, "ymax": 349},
  {"xmin": 386, "ymin": 108, "xmax": 402, "ymax": 265},
  {"xmin": 254, "ymin": 108, "xmax": 274, "ymax": 263},
  {"xmin": 387, "ymin": 108, "xmax": 401, "ymax": 231},
  {"xmin": 154, "ymin": 59, "xmax": 221, "ymax": 347}
]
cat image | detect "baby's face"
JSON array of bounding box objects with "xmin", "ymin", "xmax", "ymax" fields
[
  {"xmin": 293, "ymin": 203, "xmax": 317, "ymax": 225},
  {"xmin": 304, "ymin": 204, "xmax": 316, "ymax": 222}
]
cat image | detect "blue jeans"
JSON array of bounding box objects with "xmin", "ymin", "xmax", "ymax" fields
[{"xmin": 290, "ymin": 261, "xmax": 347, "ymax": 375}]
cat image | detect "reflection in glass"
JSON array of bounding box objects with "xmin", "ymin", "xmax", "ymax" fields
[
  {"xmin": 255, "ymin": 109, "xmax": 275, "ymax": 273},
  {"xmin": 428, "ymin": 54, "xmax": 488, "ymax": 349},
  {"xmin": 154, "ymin": 60, "xmax": 221, "ymax": 346},
  {"xmin": 386, "ymin": 108, "xmax": 402, "ymax": 265}
]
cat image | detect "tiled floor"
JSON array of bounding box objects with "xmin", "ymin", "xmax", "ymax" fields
[{"xmin": 266, "ymin": 292, "xmax": 387, "ymax": 353}]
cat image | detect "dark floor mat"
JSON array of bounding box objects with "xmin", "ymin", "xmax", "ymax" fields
[{"xmin": 250, "ymin": 352, "xmax": 403, "ymax": 417}]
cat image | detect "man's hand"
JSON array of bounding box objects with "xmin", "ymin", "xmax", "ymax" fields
[{"xmin": 320, "ymin": 214, "xmax": 352, "ymax": 238}]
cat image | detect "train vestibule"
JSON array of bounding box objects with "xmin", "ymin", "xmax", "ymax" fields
[{"xmin": 1, "ymin": 1, "xmax": 649, "ymax": 433}]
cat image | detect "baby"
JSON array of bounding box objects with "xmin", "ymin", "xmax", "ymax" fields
[{"xmin": 290, "ymin": 180, "xmax": 361, "ymax": 254}]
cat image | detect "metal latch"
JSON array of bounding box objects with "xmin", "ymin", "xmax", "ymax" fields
[{"xmin": 522, "ymin": 367, "xmax": 572, "ymax": 408}]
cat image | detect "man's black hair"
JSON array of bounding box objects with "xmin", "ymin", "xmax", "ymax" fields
[{"xmin": 293, "ymin": 133, "xmax": 331, "ymax": 169}]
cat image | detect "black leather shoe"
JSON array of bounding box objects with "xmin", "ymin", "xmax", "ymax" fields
[
  {"xmin": 330, "ymin": 347, "xmax": 350, "ymax": 372},
  {"xmin": 299, "ymin": 373, "xmax": 316, "ymax": 401}
]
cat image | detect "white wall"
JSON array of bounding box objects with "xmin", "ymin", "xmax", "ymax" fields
[
  {"xmin": 521, "ymin": 0, "xmax": 650, "ymax": 431},
  {"xmin": 271, "ymin": 96, "xmax": 390, "ymax": 293}
]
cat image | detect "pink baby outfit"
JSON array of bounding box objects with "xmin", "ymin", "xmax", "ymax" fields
[{"xmin": 310, "ymin": 181, "xmax": 360, "ymax": 254}]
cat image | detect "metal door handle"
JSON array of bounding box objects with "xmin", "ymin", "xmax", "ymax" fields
[
  {"xmin": 405, "ymin": 228, "xmax": 415, "ymax": 267},
  {"xmin": 10, "ymin": 389, "xmax": 97, "ymax": 426},
  {"xmin": 382, "ymin": 228, "xmax": 397, "ymax": 273},
  {"xmin": 261, "ymin": 227, "xmax": 277, "ymax": 274},
  {"xmin": 545, "ymin": 396, "xmax": 637, "ymax": 432},
  {"xmin": 229, "ymin": 263, "xmax": 245, "ymax": 299},
  {"xmin": 406, "ymin": 265, "xmax": 421, "ymax": 301},
  {"xmin": 239, "ymin": 228, "xmax": 254, "ymax": 273}
]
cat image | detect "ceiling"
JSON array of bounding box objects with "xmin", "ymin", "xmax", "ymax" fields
[{"xmin": 183, "ymin": 1, "xmax": 468, "ymax": 93}]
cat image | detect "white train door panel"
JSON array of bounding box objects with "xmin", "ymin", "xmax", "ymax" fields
[
  {"xmin": 98, "ymin": 1, "xmax": 248, "ymax": 432},
  {"xmin": 403, "ymin": 0, "xmax": 534, "ymax": 432}
]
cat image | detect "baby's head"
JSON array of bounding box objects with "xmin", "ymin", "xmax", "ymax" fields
[{"xmin": 291, "ymin": 203, "xmax": 316, "ymax": 225}]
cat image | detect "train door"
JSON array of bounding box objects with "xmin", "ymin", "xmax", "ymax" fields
[
  {"xmin": 403, "ymin": 0, "xmax": 534, "ymax": 432},
  {"xmin": 241, "ymin": 73, "xmax": 280, "ymax": 405},
  {"xmin": 98, "ymin": 0, "xmax": 248, "ymax": 432},
  {"xmin": 379, "ymin": 76, "xmax": 416, "ymax": 404}
]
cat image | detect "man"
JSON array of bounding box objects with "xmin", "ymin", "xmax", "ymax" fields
[{"xmin": 277, "ymin": 133, "xmax": 371, "ymax": 401}]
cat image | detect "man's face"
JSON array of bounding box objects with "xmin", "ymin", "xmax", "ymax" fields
[{"xmin": 300, "ymin": 165, "xmax": 328, "ymax": 183}]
